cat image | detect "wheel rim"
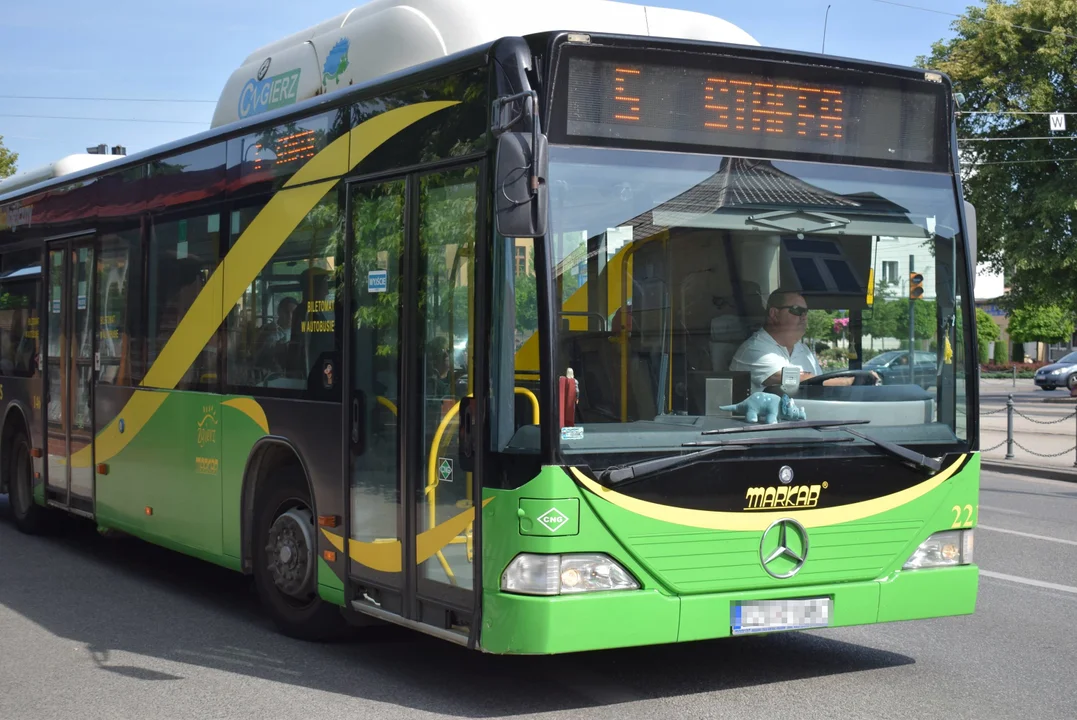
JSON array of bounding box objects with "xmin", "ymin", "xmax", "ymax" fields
[{"xmin": 265, "ymin": 506, "xmax": 316, "ymax": 600}]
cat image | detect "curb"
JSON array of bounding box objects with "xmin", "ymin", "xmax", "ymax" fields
[{"xmin": 981, "ymin": 458, "xmax": 1077, "ymax": 482}]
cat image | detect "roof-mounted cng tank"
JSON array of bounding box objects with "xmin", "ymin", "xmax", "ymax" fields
[{"xmin": 210, "ymin": 0, "xmax": 758, "ymax": 128}]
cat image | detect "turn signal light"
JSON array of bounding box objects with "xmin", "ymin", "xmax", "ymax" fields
[
  {"xmin": 29, "ymin": 448, "xmax": 42, "ymax": 458},
  {"xmin": 317, "ymin": 515, "xmax": 339, "ymax": 528},
  {"xmin": 323, "ymin": 550, "xmax": 337, "ymax": 562}
]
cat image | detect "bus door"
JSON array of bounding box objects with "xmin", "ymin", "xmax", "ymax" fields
[
  {"xmin": 345, "ymin": 164, "xmax": 484, "ymax": 640},
  {"xmin": 44, "ymin": 238, "xmax": 96, "ymax": 516}
]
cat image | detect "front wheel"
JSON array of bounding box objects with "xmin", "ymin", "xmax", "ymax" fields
[{"xmin": 252, "ymin": 467, "xmax": 346, "ymax": 641}]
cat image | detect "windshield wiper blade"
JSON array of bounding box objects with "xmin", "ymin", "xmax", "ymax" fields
[
  {"xmin": 836, "ymin": 427, "xmax": 943, "ymax": 473},
  {"xmin": 599, "ymin": 441, "xmax": 750, "ymax": 486},
  {"xmin": 599, "ymin": 437, "xmax": 851, "ymax": 487},
  {"xmin": 702, "ymin": 419, "xmax": 870, "ymax": 435},
  {"xmin": 701, "ymin": 419, "xmax": 942, "ymax": 473}
]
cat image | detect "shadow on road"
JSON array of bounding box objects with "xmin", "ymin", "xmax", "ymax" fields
[{"xmin": 0, "ymin": 495, "xmax": 914, "ymax": 716}]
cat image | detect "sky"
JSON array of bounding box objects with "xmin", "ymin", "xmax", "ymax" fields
[{"xmin": 0, "ymin": 0, "xmax": 979, "ymax": 173}]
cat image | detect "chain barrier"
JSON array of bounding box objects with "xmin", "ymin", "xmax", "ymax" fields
[
  {"xmin": 1012, "ymin": 408, "xmax": 1077, "ymax": 425},
  {"xmin": 981, "ymin": 394, "xmax": 1077, "ymax": 467},
  {"xmin": 1012, "ymin": 440, "xmax": 1077, "ymax": 458}
]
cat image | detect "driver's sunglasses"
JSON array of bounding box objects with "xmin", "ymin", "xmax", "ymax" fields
[{"xmin": 774, "ymin": 304, "xmax": 809, "ymax": 316}]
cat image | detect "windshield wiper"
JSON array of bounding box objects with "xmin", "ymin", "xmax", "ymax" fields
[
  {"xmin": 599, "ymin": 442, "xmax": 747, "ymax": 486},
  {"xmin": 598, "ymin": 436, "xmax": 851, "ymax": 487},
  {"xmin": 702, "ymin": 419, "xmax": 870, "ymax": 435},
  {"xmin": 702, "ymin": 419, "xmax": 942, "ymax": 473},
  {"xmin": 834, "ymin": 427, "xmax": 943, "ymax": 473}
]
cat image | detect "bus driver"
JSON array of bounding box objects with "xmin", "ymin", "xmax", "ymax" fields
[{"xmin": 730, "ymin": 289, "xmax": 873, "ymax": 393}]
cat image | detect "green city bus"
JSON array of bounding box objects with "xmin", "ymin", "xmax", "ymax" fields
[{"xmin": 0, "ymin": 7, "xmax": 979, "ymax": 654}]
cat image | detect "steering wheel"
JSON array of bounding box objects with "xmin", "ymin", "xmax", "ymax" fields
[{"xmin": 798, "ymin": 369, "xmax": 880, "ymax": 386}]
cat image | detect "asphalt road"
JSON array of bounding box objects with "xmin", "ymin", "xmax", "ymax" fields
[{"xmin": 3, "ymin": 471, "xmax": 1077, "ymax": 720}]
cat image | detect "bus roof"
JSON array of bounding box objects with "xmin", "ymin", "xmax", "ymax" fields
[
  {"xmin": 0, "ymin": 153, "xmax": 124, "ymax": 197},
  {"xmin": 211, "ymin": 0, "xmax": 758, "ymax": 127},
  {"xmin": 1, "ymin": 1, "xmax": 760, "ymax": 204}
]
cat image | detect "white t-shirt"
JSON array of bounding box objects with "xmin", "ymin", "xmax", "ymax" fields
[{"xmin": 730, "ymin": 328, "xmax": 822, "ymax": 392}]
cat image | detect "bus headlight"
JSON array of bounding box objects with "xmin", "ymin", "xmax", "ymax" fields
[
  {"xmin": 902, "ymin": 530, "xmax": 974, "ymax": 570},
  {"xmin": 501, "ymin": 553, "xmax": 640, "ymax": 595}
]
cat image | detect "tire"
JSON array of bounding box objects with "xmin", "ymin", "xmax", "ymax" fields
[
  {"xmin": 252, "ymin": 466, "xmax": 345, "ymax": 642},
  {"xmin": 1043, "ymin": 386, "xmax": 1056, "ymax": 391},
  {"xmin": 8, "ymin": 430, "xmax": 47, "ymax": 534}
]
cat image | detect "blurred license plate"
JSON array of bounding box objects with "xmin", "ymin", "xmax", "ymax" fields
[{"xmin": 731, "ymin": 598, "xmax": 831, "ymax": 635}]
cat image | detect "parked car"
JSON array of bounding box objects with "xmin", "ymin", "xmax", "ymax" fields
[
  {"xmin": 864, "ymin": 350, "xmax": 937, "ymax": 389},
  {"xmin": 1033, "ymin": 351, "xmax": 1077, "ymax": 391}
]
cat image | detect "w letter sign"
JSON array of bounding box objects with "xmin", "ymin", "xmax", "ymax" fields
[{"xmin": 1049, "ymin": 113, "xmax": 1066, "ymax": 132}]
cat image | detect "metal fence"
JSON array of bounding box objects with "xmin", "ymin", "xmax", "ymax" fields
[{"xmin": 980, "ymin": 394, "xmax": 1077, "ymax": 467}]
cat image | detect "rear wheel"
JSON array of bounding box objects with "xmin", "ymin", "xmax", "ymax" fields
[
  {"xmin": 252, "ymin": 466, "xmax": 346, "ymax": 641},
  {"xmin": 8, "ymin": 431, "xmax": 47, "ymax": 534}
]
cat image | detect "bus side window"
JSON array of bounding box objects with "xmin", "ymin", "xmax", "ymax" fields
[{"xmin": 226, "ymin": 194, "xmax": 343, "ymax": 398}]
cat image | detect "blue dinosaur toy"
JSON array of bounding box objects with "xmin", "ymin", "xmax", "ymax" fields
[{"xmin": 719, "ymin": 392, "xmax": 807, "ymax": 424}]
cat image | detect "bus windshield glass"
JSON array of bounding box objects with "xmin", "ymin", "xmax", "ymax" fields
[{"xmin": 547, "ymin": 145, "xmax": 971, "ymax": 460}]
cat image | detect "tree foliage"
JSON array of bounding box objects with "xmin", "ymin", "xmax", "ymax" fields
[
  {"xmin": 1007, "ymin": 304, "xmax": 1074, "ymax": 344},
  {"xmin": 976, "ymin": 307, "xmax": 1001, "ymax": 345},
  {"xmin": 918, "ymin": 0, "xmax": 1077, "ymax": 313},
  {"xmin": 0, "ymin": 135, "xmax": 16, "ymax": 179}
]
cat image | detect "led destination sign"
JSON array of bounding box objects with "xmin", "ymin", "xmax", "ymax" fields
[{"xmin": 563, "ymin": 55, "xmax": 945, "ymax": 167}]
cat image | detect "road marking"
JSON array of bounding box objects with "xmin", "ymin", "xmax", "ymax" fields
[
  {"xmin": 981, "ymin": 570, "xmax": 1077, "ymax": 595},
  {"xmin": 978, "ymin": 505, "xmax": 1026, "ymax": 516},
  {"xmin": 978, "ymin": 524, "xmax": 1077, "ymax": 546}
]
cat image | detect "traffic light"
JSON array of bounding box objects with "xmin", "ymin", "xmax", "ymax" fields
[{"xmin": 909, "ymin": 272, "xmax": 924, "ymax": 300}]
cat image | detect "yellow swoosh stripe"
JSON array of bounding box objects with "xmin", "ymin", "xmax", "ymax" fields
[
  {"xmin": 71, "ymin": 391, "xmax": 169, "ymax": 468},
  {"xmin": 569, "ymin": 455, "xmax": 967, "ymax": 532},
  {"xmin": 322, "ymin": 497, "xmax": 492, "ymax": 573},
  {"xmin": 222, "ymin": 398, "xmax": 270, "ymax": 434},
  {"xmin": 71, "ymin": 100, "xmax": 459, "ymax": 468}
]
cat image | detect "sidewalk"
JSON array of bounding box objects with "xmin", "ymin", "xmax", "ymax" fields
[{"xmin": 977, "ymin": 379, "xmax": 1077, "ymax": 481}]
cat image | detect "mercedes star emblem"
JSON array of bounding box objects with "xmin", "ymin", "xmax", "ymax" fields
[
  {"xmin": 778, "ymin": 465, "xmax": 794, "ymax": 484},
  {"xmin": 760, "ymin": 518, "xmax": 809, "ymax": 579}
]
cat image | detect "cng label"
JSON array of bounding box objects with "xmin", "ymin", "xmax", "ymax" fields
[
  {"xmin": 538, "ymin": 507, "xmax": 570, "ymax": 533},
  {"xmin": 438, "ymin": 458, "xmax": 453, "ymax": 483}
]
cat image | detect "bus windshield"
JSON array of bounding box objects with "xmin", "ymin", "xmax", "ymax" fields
[{"xmin": 547, "ymin": 145, "xmax": 971, "ymax": 459}]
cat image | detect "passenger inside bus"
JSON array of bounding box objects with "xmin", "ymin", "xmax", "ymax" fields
[{"xmin": 253, "ymin": 296, "xmax": 298, "ymax": 374}]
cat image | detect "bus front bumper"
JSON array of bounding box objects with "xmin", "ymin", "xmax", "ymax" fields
[{"xmin": 479, "ymin": 565, "xmax": 978, "ymax": 654}]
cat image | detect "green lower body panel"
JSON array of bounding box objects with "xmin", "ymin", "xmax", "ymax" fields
[{"xmin": 480, "ymin": 565, "xmax": 978, "ymax": 654}]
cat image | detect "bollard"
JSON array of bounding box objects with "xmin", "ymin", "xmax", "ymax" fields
[
  {"xmin": 1013, "ymin": 364, "xmax": 1017, "ymax": 387},
  {"xmin": 1074, "ymin": 407, "xmax": 1077, "ymax": 468},
  {"xmin": 1006, "ymin": 393, "xmax": 1015, "ymax": 460}
]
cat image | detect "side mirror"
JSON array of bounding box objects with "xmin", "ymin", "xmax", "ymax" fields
[{"xmin": 495, "ymin": 131, "xmax": 548, "ymax": 239}]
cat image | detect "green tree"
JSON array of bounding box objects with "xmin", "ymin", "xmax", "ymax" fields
[
  {"xmin": 0, "ymin": 135, "xmax": 16, "ymax": 178},
  {"xmin": 893, "ymin": 299, "xmax": 938, "ymax": 342},
  {"xmin": 918, "ymin": 0, "xmax": 1077, "ymax": 314},
  {"xmin": 863, "ymin": 299, "xmax": 901, "ymax": 346},
  {"xmin": 993, "ymin": 336, "xmax": 1010, "ymax": 364},
  {"xmin": 1007, "ymin": 304, "xmax": 1075, "ymax": 345},
  {"xmin": 515, "ymin": 252, "xmax": 538, "ymax": 334},
  {"xmin": 805, "ymin": 309, "xmax": 836, "ymax": 346},
  {"xmin": 976, "ymin": 307, "xmax": 1001, "ymax": 363}
]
